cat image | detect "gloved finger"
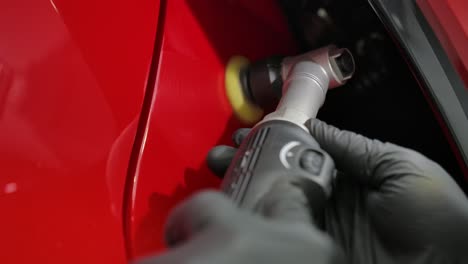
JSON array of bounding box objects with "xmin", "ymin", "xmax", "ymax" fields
[
  {"xmin": 133, "ymin": 234, "xmax": 214, "ymax": 264},
  {"xmin": 255, "ymin": 178, "xmax": 313, "ymax": 225},
  {"xmin": 206, "ymin": 145, "xmax": 237, "ymax": 178},
  {"xmin": 233, "ymin": 128, "xmax": 251, "ymax": 147},
  {"xmin": 133, "ymin": 247, "xmax": 186, "ymax": 264},
  {"xmin": 307, "ymin": 119, "xmax": 384, "ymax": 182},
  {"xmin": 164, "ymin": 191, "xmax": 235, "ymax": 248}
]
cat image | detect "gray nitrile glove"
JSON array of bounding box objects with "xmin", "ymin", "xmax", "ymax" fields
[
  {"xmin": 308, "ymin": 119, "xmax": 468, "ymax": 264},
  {"xmin": 134, "ymin": 188, "xmax": 345, "ymax": 264},
  {"xmin": 206, "ymin": 119, "xmax": 468, "ymax": 264}
]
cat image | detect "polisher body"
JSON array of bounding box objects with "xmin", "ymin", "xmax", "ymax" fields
[{"xmin": 222, "ymin": 46, "xmax": 355, "ymax": 216}]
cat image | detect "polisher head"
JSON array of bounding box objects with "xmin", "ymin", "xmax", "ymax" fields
[{"xmin": 225, "ymin": 56, "xmax": 264, "ymax": 124}]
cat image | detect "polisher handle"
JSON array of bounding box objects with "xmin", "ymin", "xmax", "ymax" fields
[{"xmin": 221, "ymin": 119, "xmax": 335, "ymax": 219}]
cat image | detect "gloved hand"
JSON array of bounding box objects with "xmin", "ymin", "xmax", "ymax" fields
[
  {"xmin": 207, "ymin": 119, "xmax": 468, "ymax": 264},
  {"xmin": 134, "ymin": 189, "xmax": 345, "ymax": 264}
]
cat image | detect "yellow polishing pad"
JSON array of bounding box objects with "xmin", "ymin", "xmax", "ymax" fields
[{"xmin": 225, "ymin": 56, "xmax": 263, "ymax": 124}]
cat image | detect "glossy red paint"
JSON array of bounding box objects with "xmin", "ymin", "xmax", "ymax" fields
[
  {"xmin": 125, "ymin": 0, "xmax": 297, "ymax": 259},
  {"xmin": 0, "ymin": 0, "xmax": 159, "ymax": 263},
  {"xmin": 418, "ymin": 0, "xmax": 468, "ymax": 87}
]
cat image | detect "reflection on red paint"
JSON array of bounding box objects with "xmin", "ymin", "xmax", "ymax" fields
[{"xmin": 0, "ymin": 0, "xmax": 158, "ymax": 263}]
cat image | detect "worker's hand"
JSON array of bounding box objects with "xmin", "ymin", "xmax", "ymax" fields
[
  {"xmin": 133, "ymin": 190, "xmax": 345, "ymax": 264},
  {"xmin": 308, "ymin": 119, "xmax": 468, "ymax": 263},
  {"xmin": 207, "ymin": 119, "xmax": 468, "ymax": 263}
]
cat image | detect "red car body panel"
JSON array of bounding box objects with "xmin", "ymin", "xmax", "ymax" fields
[
  {"xmin": 124, "ymin": 0, "xmax": 297, "ymax": 258},
  {"xmin": 0, "ymin": 0, "xmax": 466, "ymax": 263},
  {"xmin": 418, "ymin": 0, "xmax": 468, "ymax": 87},
  {"xmin": 0, "ymin": 0, "xmax": 159, "ymax": 262}
]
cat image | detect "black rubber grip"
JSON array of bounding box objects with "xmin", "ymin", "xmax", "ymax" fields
[
  {"xmin": 244, "ymin": 56, "xmax": 284, "ymax": 112},
  {"xmin": 221, "ymin": 120, "xmax": 335, "ymax": 215}
]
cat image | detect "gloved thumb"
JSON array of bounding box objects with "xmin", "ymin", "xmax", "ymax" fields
[
  {"xmin": 255, "ymin": 178, "xmax": 317, "ymax": 225},
  {"xmin": 307, "ymin": 119, "xmax": 385, "ymax": 182},
  {"xmin": 164, "ymin": 191, "xmax": 235, "ymax": 247}
]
